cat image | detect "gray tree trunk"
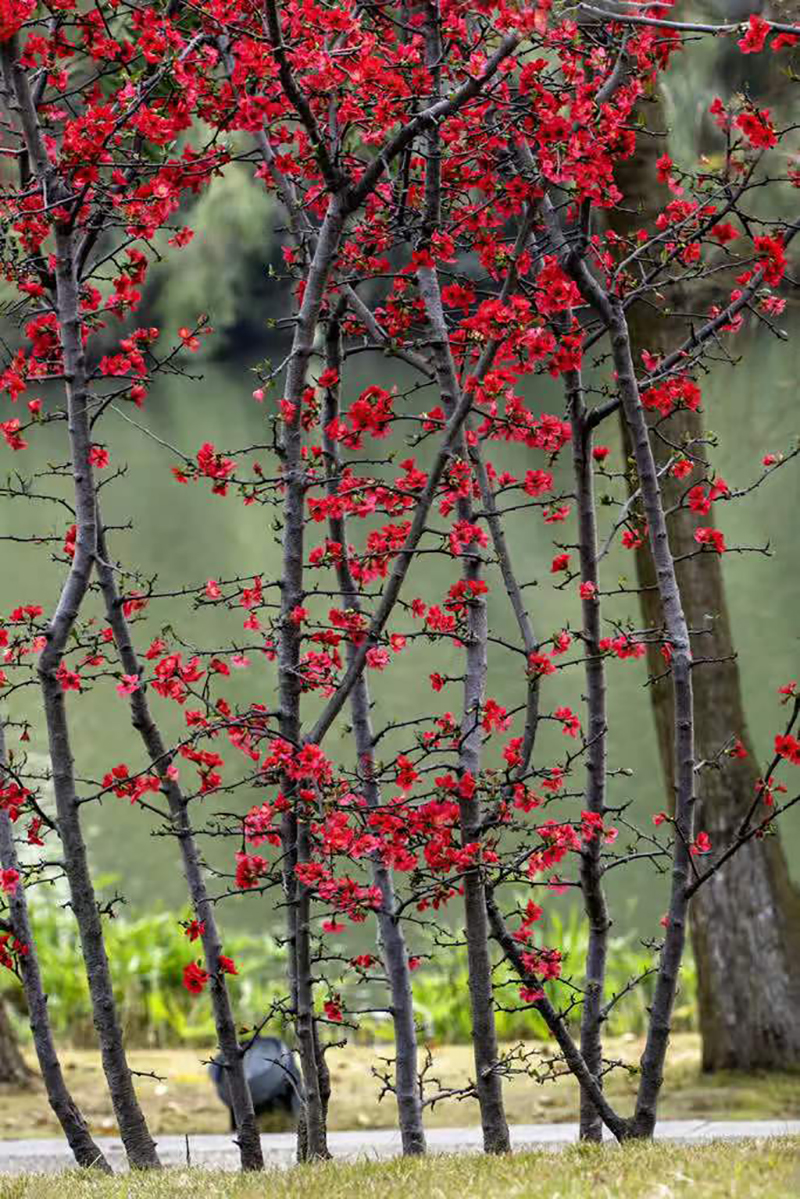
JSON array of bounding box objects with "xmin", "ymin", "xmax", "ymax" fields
[
  {"xmin": 0, "ymin": 39, "xmax": 159, "ymax": 1169},
  {"xmin": 0, "ymin": 997, "xmax": 30, "ymax": 1088},
  {"xmin": 567, "ymin": 362, "xmax": 611, "ymax": 1142},
  {"xmin": 609, "ymin": 112, "xmax": 800, "ymax": 1071},
  {"xmin": 322, "ymin": 312, "xmax": 426, "ymax": 1156},
  {"xmin": 275, "ymin": 198, "xmax": 346, "ymax": 1163},
  {"xmin": 417, "ymin": 262, "xmax": 510, "ymax": 1154},
  {"xmin": 94, "ymin": 528, "xmax": 264, "ymax": 1170},
  {"xmin": 0, "ymin": 740, "xmax": 111, "ymax": 1170}
]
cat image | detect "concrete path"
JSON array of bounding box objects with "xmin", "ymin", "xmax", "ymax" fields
[{"xmin": 1, "ymin": 1120, "xmax": 799, "ymax": 1174}]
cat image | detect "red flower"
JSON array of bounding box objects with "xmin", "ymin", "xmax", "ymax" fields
[
  {"xmin": 0, "ymin": 0, "xmax": 36, "ymax": 44},
  {"xmin": 395, "ymin": 755, "xmax": 418, "ymax": 790},
  {"xmin": 0, "ymin": 419, "xmax": 27, "ymax": 451},
  {"xmin": 622, "ymin": 529, "xmax": 643, "ymax": 551},
  {"xmin": 735, "ymin": 109, "xmax": 777, "ymax": 149},
  {"xmin": 528, "ymin": 652, "xmax": 556, "ymax": 677},
  {"xmin": 775, "ymin": 734, "xmax": 800, "ymax": 766},
  {"xmin": 324, "ymin": 998, "xmax": 343, "ymax": 1023},
  {"xmin": 754, "ymin": 235, "xmax": 786, "ymax": 286},
  {"xmin": 196, "ymin": 442, "xmax": 235, "ymax": 494},
  {"xmin": 116, "ymin": 675, "xmax": 140, "ymax": 697},
  {"xmin": 554, "ymin": 706, "xmax": 581, "ymax": 738},
  {"xmin": 738, "ymin": 15, "xmax": 770, "ymax": 55},
  {"xmin": 56, "ymin": 662, "xmax": 82, "ymax": 692},
  {"xmin": 182, "ymin": 962, "xmax": 209, "ymax": 994},
  {"xmin": 351, "ymin": 954, "xmax": 375, "ymax": 969},
  {"xmin": 235, "ymin": 851, "xmax": 268, "ymax": 890},
  {"xmin": 694, "ymin": 526, "xmax": 726, "ymax": 554},
  {"xmin": 1, "ymin": 868, "xmax": 20, "ymax": 895}
]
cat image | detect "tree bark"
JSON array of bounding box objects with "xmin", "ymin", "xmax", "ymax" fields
[
  {"xmin": 414, "ymin": 15, "xmax": 510, "ymax": 1139},
  {"xmin": 34, "ymin": 226, "xmax": 161, "ymax": 1171},
  {"xmin": 322, "ymin": 313, "xmax": 426, "ymax": 1156},
  {"xmin": 417, "ymin": 263, "xmax": 510, "ymax": 1154},
  {"xmin": 568, "ymin": 362, "xmax": 611, "ymax": 1142},
  {"xmin": 276, "ymin": 198, "xmax": 345, "ymax": 1163},
  {"xmin": 94, "ymin": 528, "xmax": 264, "ymax": 1170},
  {"xmin": 0, "ymin": 996, "xmax": 30, "ymax": 1089},
  {"xmin": 1, "ymin": 37, "xmax": 160, "ymax": 1169},
  {"xmin": 1, "ymin": 730, "xmax": 112, "ymax": 1169},
  {"xmin": 609, "ymin": 114, "xmax": 800, "ymax": 1072}
]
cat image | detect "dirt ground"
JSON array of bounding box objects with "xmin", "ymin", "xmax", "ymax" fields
[{"xmin": 1, "ymin": 1034, "xmax": 799, "ymax": 1140}]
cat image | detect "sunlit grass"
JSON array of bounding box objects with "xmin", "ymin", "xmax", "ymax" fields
[{"xmin": 2, "ymin": 1140, "xmax": 800, "ymax": 1199}]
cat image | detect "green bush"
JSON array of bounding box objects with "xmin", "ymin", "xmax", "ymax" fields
[
  {"xmin": 3, "ymin": 887, "xmax": 696, "ymax": 1049},
  {"xmin": 3, "ymin": 881, "xmax": 285, "ymax": 1047},
  {"xmin": 411, "ymin": 906, "xmax": 696, "ymax": 1043}
]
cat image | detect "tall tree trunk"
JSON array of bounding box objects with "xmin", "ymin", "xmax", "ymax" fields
[
  {"xmin": 0, "ymin": 997, "xmax": 30, "ymax": 1088},
  {"xmin": 417, "ymin": 262, "xmax": 511, "ymax": 1154},
  {"xmin": 568, "ymin": 361, "xmax": 611, "ymax": 1142},
  {"xmin": 609, "ymin": 102, "xmax": 800, "ymax": 1072},
  {"xmin": 93, "ymin": 528, "xmax": 264, "ymax": 1171},
  {"xmin": 322, "ymin": 311, "xmax": 426, "ymax": 1156},
  {"xmin": 275, "ymin": 198, "xmax": 345, "ymax": 1163},
  {"xmin": 0, "ymin": 39, "xmax": 160, "ymax": 1168},
  {"xmin": 415, "ymin": 10, "xmax": 510, "ymax": 1139},
  {"xmin": 1, "ymin": 729, "xmax": 111, "ymax": 1170}
]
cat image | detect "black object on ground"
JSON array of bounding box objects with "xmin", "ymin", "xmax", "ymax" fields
[{"xmin": 209, "ymin": 1035, "xmax": 302, "ymax": 1130}]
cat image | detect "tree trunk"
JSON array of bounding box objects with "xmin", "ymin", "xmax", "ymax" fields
[
  {"xmin": 0, "ymin": 997, "xmax": 30, "ymax": 1088},
  {"xmin": 417, "ymin": 263, "xmax": 510, "ymax": 1155},
  {"xmin": 94, "ymin": 527, "xmax": 264, "ymax": 1171},
  {"xmin": 322, "ymin": 312, "xmax": 426, "ymax": 1156},
  {"xmin": 0, "ymin": 45, "xmax": 160, "ymax": 1168},
  {"xmin": 609, "ymin": 108, "xmax": 800, "ymax": 1071},
  {"xmin": 1, "ymin": 752, "xmax": 111, "ymax": 1170},
  {"xmin": 275, "ymin": 198, "xmax": 346, "ymax": 1163},
  {"xmin": 568, "ymin": 362, "xmax": 611, "ymax": 1142}
]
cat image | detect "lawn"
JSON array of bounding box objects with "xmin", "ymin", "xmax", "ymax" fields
[
  {"xmin": 1, "ymin": 1034, "xmax": 799, "ymax": 1140},
  {"xmin": 1, "ymin": 1140, "xmax": 799, "ymax": 1199}
]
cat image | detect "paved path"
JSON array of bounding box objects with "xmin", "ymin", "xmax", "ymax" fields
[{"xmin": 1, "ymin": 1120, "xmax": 799, "ymax": 1174}]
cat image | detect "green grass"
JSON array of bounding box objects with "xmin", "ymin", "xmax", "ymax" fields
[{"xmin": 1, "ymin": 1140, "xmax": 799, "ymax": 1199}]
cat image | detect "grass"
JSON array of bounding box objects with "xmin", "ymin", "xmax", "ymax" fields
[
  {"xmin": 1, "ymin": 1140, "xmax": 800, "ymax": 1199},
  {"xmin": 2, "ymin": 1034, "xmax": 799, "ymax": 1141}
]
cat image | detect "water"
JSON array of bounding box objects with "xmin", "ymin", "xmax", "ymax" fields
[{"xmin": 1, "ymin": 321, "xmax": 798, "ymax": 947}]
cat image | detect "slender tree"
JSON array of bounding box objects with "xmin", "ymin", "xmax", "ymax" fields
[
  {"xmin": 1, "ymin": 725, "xmax": 111, "ymax": 1170},
  {"xmin": 608, "ymin": 89, "xmax": 800, "ymax": 1073},
  {"xmin": 0, "ymin": 995, "xmax": 30, "ymax": 1088},
  {"xmin": 1, "ymin": 3, "xmax": 799, "ymax": 1172}
]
